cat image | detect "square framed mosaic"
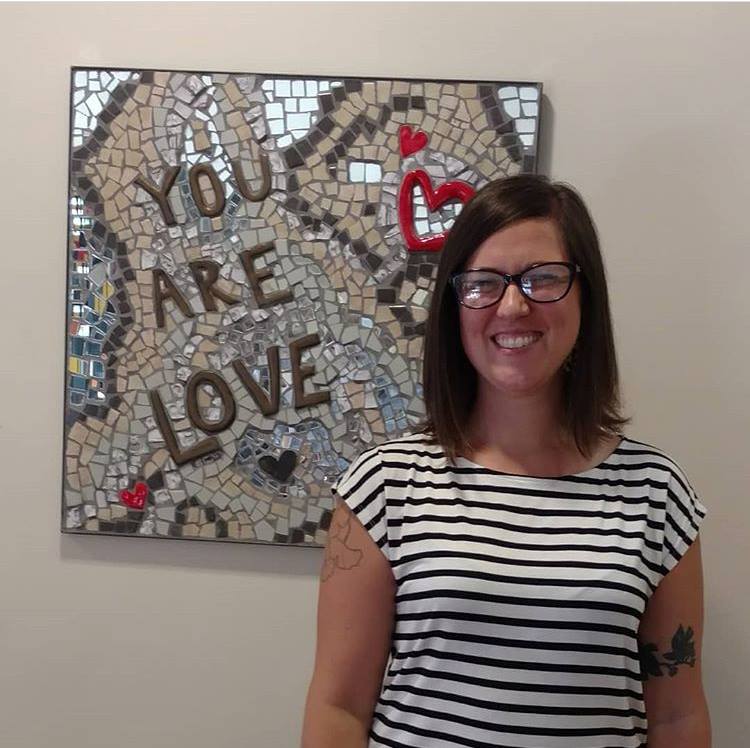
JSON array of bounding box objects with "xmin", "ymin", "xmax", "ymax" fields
[{"xmin": 63, "ymin": 67, "xmax": 542, "ymax": 545}]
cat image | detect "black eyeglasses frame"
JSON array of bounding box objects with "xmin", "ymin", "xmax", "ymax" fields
[{"xmin": 449, "ymin": 262, "xmax": 582, "ymax": 309}]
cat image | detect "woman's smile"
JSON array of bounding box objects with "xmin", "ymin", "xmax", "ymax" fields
[{"xmin": 459, "ymin": 217, "xmax": 580, "ymax": 398}]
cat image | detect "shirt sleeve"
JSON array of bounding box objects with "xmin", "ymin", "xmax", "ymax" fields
[
  {"xmin": 331, "ymin": 445, "xmax": 390, "ymax": 563},
  {"xmin": 660, "ymin": 462, "xmax": 708, "ymax": 577}
]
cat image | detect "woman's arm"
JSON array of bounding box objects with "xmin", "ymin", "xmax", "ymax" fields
[
  {"xmin": 639, "ymin": 536, "xmax": 711, "ymax": 747},
  {"xmin": 647, "ymin": 709, "xmax": 711, "ymax": 748},
  {"xmin": 301, "ymin": 499, "xmax": 396, "ymax": 747}
]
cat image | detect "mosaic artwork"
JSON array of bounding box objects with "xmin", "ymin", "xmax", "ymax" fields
[{"xmin": 63, "ymin": 67, "xmax": 542, "ymax": 545}]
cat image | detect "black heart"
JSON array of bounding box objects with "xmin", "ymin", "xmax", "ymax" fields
[{"xmin": 258, "ymin": 450, "xmax": 297, "ymax": 482}]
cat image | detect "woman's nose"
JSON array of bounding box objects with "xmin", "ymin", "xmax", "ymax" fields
[{"xmin": 495, "ymin": 281, "xmax": 530, "ymax": 317}]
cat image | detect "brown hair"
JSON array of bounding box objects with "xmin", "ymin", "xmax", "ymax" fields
[{"xmin": 418, "ymin": 174, "xmax": 630, "ymax": 463}]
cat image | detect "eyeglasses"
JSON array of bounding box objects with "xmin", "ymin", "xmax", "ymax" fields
[{"xmin": 450, "ymin": 262, "xmax": 581, "ymax": 309}]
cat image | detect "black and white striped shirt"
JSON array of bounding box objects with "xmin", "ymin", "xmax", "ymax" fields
[{"xmin": 332, "ymin": 432, "xmax": 708, "ymax": 748}]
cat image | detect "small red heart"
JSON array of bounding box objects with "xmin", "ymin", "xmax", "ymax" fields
[
  {"xmin": 398, "ymin": 169, "xmax": 475, "ymax": 252},
  {"xmin": 399, "ymin": 125, "xmax": 428, "ymax": 157},
  {"xmin": 120, "ymin": 481, "xmax": 149, "ymax": 510}
]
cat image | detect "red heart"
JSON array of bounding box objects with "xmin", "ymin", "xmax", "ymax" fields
[
  {"xmin": 119, "ymin": 481, "xmax": 149, "ymax": 510},
  {"xmin": 398, "ymin": 169, "xmax": 475, "ymax": 252},
  {"xmin": 399, "ymin": 125, "xmax": 428, "ymax": 157}
]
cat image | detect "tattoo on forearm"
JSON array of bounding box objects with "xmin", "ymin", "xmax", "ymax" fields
[
  {"xmin": 321, "ymin": 508, "xmax": 363, "ymax": 581},
  {"xmin": 639, "ymin": 624, "xmax": 697, "ymax": 680}
]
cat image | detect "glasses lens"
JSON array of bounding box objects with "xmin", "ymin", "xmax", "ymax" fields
[
  {"xmin": 456, "ymin": 271, "xmax": 504, "ymax": 308},
  {"xmin": 522, "ymin": 264, "xmax": 573, "ymax": 301}
]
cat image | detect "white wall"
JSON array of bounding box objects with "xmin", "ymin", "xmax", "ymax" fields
[{"xmin": 1, "ymin": 2, "xmax": 747, "ymax": 746}]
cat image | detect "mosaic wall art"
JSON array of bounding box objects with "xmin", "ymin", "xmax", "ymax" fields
[{"xmin": 63, "ymin": 67, "xmax": 542, "ymax": 545}]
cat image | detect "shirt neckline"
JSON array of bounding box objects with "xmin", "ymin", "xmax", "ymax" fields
[{"xmin": 452, "ymin": 436, "xmax": 627, "ymax": 480}]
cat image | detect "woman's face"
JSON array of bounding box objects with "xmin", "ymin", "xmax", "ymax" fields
[{"xmin": 458, "ymin": 217, "xmax": 581, "ymax": 402}]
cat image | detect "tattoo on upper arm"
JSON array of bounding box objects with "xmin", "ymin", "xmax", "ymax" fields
[
  {"xmin": 639, "ymin": 624, "xmax": 697, "ymax": 680},
  {"xmin": 321, "ymin": 506, "xmax": 364, "ymax": 582}
]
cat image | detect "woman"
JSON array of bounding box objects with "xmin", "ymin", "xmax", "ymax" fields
[{"xmin": 302, "ymin": 175, "xmax": 710, "ymax": 747}]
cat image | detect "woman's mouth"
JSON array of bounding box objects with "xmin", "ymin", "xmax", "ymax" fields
[{"xmin": 491, "ymin": 332, "xmax": 543, "ymax": 350}]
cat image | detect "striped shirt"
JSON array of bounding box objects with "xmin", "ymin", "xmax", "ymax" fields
[{"xmin": 331, "ymin": 432, "xmax": 708, "ymax": 748}]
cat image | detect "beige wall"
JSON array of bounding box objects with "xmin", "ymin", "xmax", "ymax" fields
[{"xmin": 1, "ymin": 2, "xmax": 747, "ymax": 746}]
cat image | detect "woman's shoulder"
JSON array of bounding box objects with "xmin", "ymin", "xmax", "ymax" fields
[
  {"xmin": 616, "ymin": 434, "xmax": 698, "ymax": 487},
  {"xmin": 377, "ymin": 430, "xmax": 442, "ymax": 454},
  {"xmin": 343, "ymin": 431, "xmax": 445, "ymax": 470}
]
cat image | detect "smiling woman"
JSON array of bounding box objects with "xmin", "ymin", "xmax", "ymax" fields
[
  {"xmin": 454, "ymin": 218, "xmax": 583, "ymax": 448},
  {"xmin": 422, "ymin": 175, "xmax": 626, "ymax": 466},
  {"xmin": 302, "ymin": 175, "xmax": 710, "ymax": 748}
]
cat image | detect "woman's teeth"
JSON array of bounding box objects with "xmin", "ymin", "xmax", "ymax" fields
[{"xmin": 492, "ymin": 332, "xmax": 542, "ymax": 349}]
